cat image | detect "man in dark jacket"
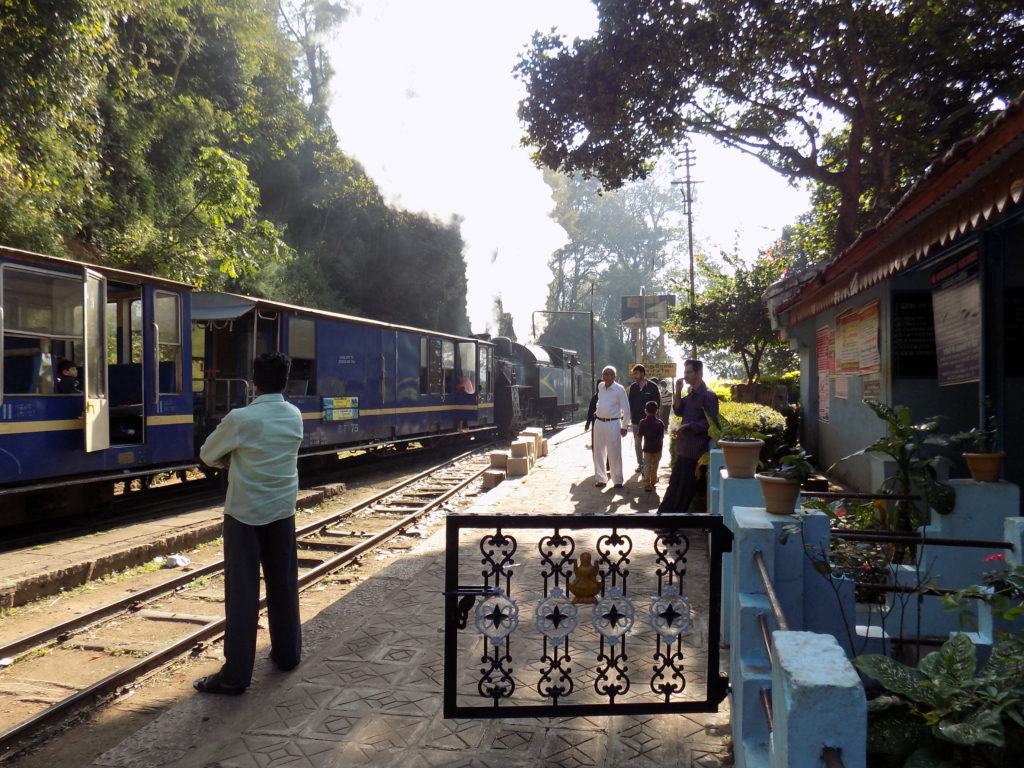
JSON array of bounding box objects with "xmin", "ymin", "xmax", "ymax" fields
[{"xmin": 628, "ymin": 364, "xmax": 661, "ymax": 475}]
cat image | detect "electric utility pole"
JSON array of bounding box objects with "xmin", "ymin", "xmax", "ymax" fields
[{"xmin": 673, "ymin": 144, "xmax": 701, "ymax": 359}]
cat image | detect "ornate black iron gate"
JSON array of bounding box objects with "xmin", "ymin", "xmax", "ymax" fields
[{"xmin": 443, "ymin": 513, "xmax": 731, "ymax": 718}]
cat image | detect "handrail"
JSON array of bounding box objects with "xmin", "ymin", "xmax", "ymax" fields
[
  {"xmin": 753, "ymin": 550, "xmax": 790, "ymax": 631},
  {"xmin": 802, "ymin": 491, "xmax": 920, "ymax": 501},
  {"xmin": 834, "ymin": 530, "xmax": 1014, "ymax": 551}
]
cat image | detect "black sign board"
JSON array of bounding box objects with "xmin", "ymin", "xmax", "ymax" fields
[{"xmin": 892, "ymin": 292, "xmax": 937, "ymax": 377}]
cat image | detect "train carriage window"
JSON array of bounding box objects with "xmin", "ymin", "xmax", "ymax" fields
[
  {"xmin": 442, "ymin": 340, "xmax": 455, "ymax": 395},
  {"xmin": 154, "ymin": 292, "xmax": 181, "ymax": 393},
  {"xmin": 287, "ymin": 316, "xmax": 316, "ymax": 395},
  {"xmin": 479, "ymin": 346, "xmax": 491, "ymax": 395},
  {"xmin": 420, "ymin": 337, "xmax": 443, "ymax": 394},
  {"xmin": 2, "ymin": 266, "xmax": 82, "ymax": 394},
  {"xmin": 457, "ymin": 342, "xmax": 476, "ymax": 394}
]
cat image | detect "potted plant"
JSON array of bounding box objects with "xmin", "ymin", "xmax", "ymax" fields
[
  {"xmin": 703, "ymin": 407, "xmax": 766, "ymax": 479},
  {"xmin": 949, "ymin": 414, "xmax": 1003, "ymax": 482},
  {"xmin": 756, "ymin": 449, "xmax": 813, "ymax": 515}
]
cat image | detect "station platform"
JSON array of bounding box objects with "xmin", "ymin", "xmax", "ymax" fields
[{"xmin": 88, "ymin": 424, "xmax": 732, "ymax": 768}]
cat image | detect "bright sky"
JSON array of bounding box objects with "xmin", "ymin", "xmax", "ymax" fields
[{"xmin": 329, "ymin": 0, "xmax": 809, "ymax": 341}]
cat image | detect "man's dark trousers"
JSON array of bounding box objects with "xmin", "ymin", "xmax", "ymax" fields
[
  {"xmin": 220, "ymin": 514, "xmax": 301, "ymax": 687},
  {"xmin": 659, "ymin": 455, "xmax": 702, "ymax": 513}
]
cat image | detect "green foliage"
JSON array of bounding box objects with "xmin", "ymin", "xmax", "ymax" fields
[
  {"xmin": 538, "ymin": 165, "xmax": 680, "ymax": 374},
  {"xmin": 830, "ymin": 399, "xmax": 956, "ymax": 533},
  {"xmin": 0, "ymin": 0, "xmax": 471, "ymax": 332},
  {"xmin": 769, "ymin": 449, "xmax": 815, "ymax": 485},
  {"xmin": 516, "ymin": 0, "xmax": 1024, "ymax": 252},
  {"xmin": 948, "ymin": 414, "xmax": 1000, "ymax": 454},
  {"xmin": 700, "ymin": 401, "xmax": 787, "ymax": 468},
  {"xmin": 707, "ymin": 379, "xmax": 737, "ymax": 403},
  {"xmin": 856, "ymin": 631, "xmax": 1024, "ymax": 766},
  {"xmin": 758, "ymin": 370, "xmax": 801, "ymax": 391},
  {"xmin": 665, "ymin": 250, "xmax": 796, "ymax": 384}
]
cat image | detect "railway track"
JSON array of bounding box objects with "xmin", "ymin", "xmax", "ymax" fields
[{"xmin": 0, "ymin": 446, "xmax": 493, "ymax": 761}]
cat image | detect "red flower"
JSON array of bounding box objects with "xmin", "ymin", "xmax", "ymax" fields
[
  {"xmin": 983, "ymin": 553, "xmax": 1007, "ymax": 562},
  {"xmin": 835, "ymin": 508, "xmax": 848, "ymax": 517},
  {"xmin": 861, "ymin": 563, "xmax": 871, "ymax": 570}
]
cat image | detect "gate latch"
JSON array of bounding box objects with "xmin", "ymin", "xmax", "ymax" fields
[{"xmin": 443, "ymin": 586, "xmax": 497, "ymax": 629}]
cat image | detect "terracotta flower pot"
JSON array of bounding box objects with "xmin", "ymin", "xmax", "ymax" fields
[
  {"xmin": 719, "ymin": 439, "xmax": 764, "ymax": 479},
  {"xmin": 964, "ymin": 451, "xmax": 1005, "ymax": 482},
  {"xmin": 756, "ymin": 472, "xmax": 801, "ymax": 515}
]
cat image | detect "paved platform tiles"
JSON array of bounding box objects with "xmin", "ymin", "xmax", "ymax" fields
[{"xmin": 91, "ymin": 425, "xmax": 732, "ymax": 768}]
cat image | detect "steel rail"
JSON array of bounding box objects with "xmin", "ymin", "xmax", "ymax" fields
[
  {"xmin": 0, "ymin": 455, "xmax": 489, "ymax": 756},
  {"xmin": 0, "ymin": 447, "xmax": 488, "ymax": 662}
]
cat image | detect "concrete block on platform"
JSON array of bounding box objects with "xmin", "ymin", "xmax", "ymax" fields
[
  {"xmin": 482, "ymin": 469, "xmax": 505, "ymax": 489},
  {"xmin": 510, "ymin": 440, "xmax": 531, "ymax": 458},
  {"xmin": 506, "ymin": 456, "xmax": 531, "ymax": 476},
  {"xmin": 541, "ymin": 438, "xmax": 549, "ymax": 457},
  {"xmin": 489, "ymin": 451, "xmax": 509, "ymax": 469}
]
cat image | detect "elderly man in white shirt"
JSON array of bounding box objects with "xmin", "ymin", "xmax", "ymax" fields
[{"xmin": 592, "ymin": 365, "xmax": 630, "ymax": 488}]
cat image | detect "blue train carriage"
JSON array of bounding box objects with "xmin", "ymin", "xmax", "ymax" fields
[
  {"xmin": 0, "ymin": 247, "xmax": 195, "ymax": 519},
  {"xmin": 190, "ymin": 292, "xmax": 495, "ymax": 458}
]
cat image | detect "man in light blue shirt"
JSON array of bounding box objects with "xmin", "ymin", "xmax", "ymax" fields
[{"xmin": 194, "ymin": 352, "xmax": 304, "ymax": 695}]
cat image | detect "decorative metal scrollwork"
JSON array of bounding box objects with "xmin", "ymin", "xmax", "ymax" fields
[
  {"xmin": 538, "ymin": 531, "xmax": 575, "ymax": 592},
  {"xmin": 648, "ymin": 583, "xmax": 692, "ymax": 701},
  {"xmin": 480, "ymin": 529, "xmax": 518, "ymax": 592},
  {"xmin": 535, "ymin": 587, "xmax": 578, "ymax": 642},
  {"xmin": 592, "ymin": 585, "xmax": 635, "ymax": 642},
  {"xmin": 535, "ymin": 587, "xmax": 576, "ymax": 704},
  {"xmin": 474, "ymin": 588, "xmax": 519, "ymax": 646},
  {"xmin": 593, "ymin": 585, "xmax": 634, "ymax": 702},
  {"xmin": 475, "ymin": 587, "xmax": 518, "ymax": 705},
  {"xmin": 596, "ymin": 529, "xmax": 632, "ymax": 591},
  {"xmin": 648, "ymin": 584, "xmax": 693, "ymax": 644},
  {"xmin": 654, "ymin": 528, "xmax": 691, "ymax": 590}
]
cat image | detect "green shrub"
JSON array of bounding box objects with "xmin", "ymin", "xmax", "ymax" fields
[
  {"xmin": 708, "ymin": 379, "xmax": 737, "ymax": 402},
  {"xmin": 718, "ymin": 401, "xmax": 787, "ymax": 461},
  {"xmin": 757, "ymin": 370, "xmax": 800, "ymax": 390}
]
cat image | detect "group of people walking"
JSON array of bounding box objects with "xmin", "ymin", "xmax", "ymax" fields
[{"xmin": 586, "ymin": 360, "xmax": 719, "ymax": 514}]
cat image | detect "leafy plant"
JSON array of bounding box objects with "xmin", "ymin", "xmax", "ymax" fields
[
  {"xmin": 856, "ymin": 631, "xmax": 1024, "ymax": 767},
  {"xmin": 948, "ymin": 414, "xmax": 999, "ymax": 454},
  {"xmin": 707, "ymin": 407, "xmax": 766, "ymax": 442},
  {"xmin": 830, "ymin": 399, "xmax": 955, "ymax": 536},
  {"xmin": 763, "ymin": 448, "xmax": 814, "ymax": 485}
]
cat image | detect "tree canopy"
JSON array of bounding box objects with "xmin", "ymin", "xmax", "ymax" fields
[
  {"xmin": 539, "ymin": 165, "xmax": 682, "ymax": 378},
  {"xmin": 0, "ymin": 0, "xmax": 470, "ymax": 334},
  {"xmin": 666, "ymin": 246, "xmax": 796, "ymax": 384},
  {"xmin": 516, "ymin": 0, "xmax": 1024, "ymax": 253}
]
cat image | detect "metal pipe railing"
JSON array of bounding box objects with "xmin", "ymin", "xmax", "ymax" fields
[
  {"xmin": 834, "ymin": 530, "xmax": 1014, "ymax": 551},
  {"xmin": 753, "ymin": 550, "xmax": 790, "ymax": 631},
  {"xmin": 760, "ymin": 687, "xmax": 773, "ymax": 733}
]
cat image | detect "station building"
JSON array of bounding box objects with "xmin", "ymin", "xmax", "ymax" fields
[{"xmin": 767, "ymin": 95, "xmax": 1024, "ymax": 506}]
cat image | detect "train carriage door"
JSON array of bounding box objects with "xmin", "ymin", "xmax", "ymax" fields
[{"xmin": 83, "ymin": 269, "xmax": 109, "ymax": 452}]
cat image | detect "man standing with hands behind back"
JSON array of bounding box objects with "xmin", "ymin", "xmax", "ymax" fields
[
  {"xmin": 628, "ymin": 364, "xmax": 661, "ymax": 475},
  {"xmin": 592, "ymin": 365, "xmax": 630, "ymax": 489},
  {"xmin": 658, "ymin": 359, "xmax": 718, "ymax": 514},
  {"xmin": 193, "ymin": 352, "xmax": 304, "ymax": 695}
]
